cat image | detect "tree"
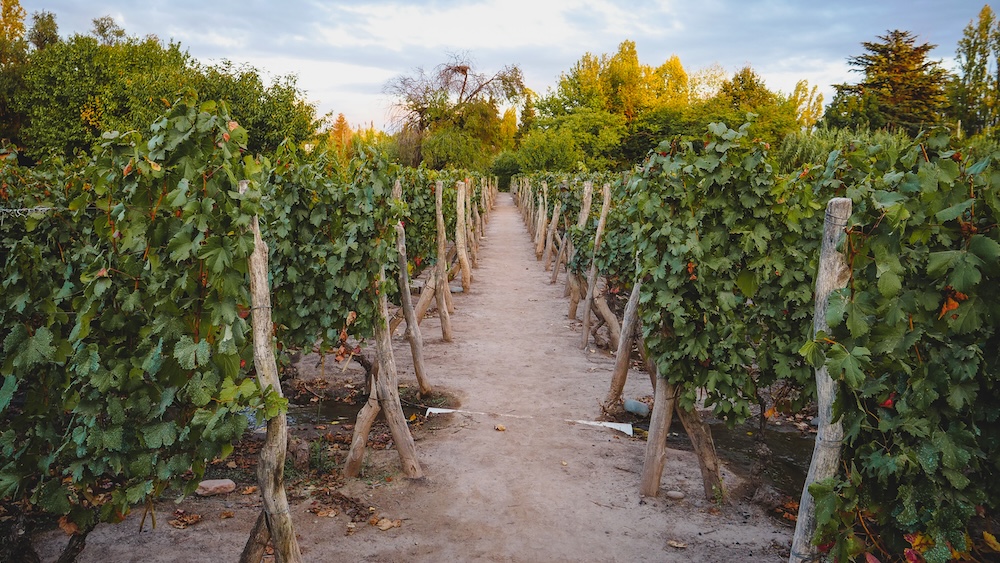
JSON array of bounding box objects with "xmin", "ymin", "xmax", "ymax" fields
[
  {"xmin": 823, "ymin": 30, "xmax": 950, "ymax": 134},
  {"xmin": 385, "ymin": 53, "xmax": 525, "ymax": 168},
  {"xmin": 90, "ymin": 15, "xmax": 124, "ymax": 45},
  {"xmin": 950, "ymin": 5, "xmax": 997, "ymax": 136},
  {"xmin": 789, "ymin": 79, "xmax": 823, "ymax": 129},
  {"xmin": 0, "ymin": 0, "xmax": 26, "ymax": 144},
  {"xmin": 26, "ymin": 10, "xmax": 57, "ymax": 51}
]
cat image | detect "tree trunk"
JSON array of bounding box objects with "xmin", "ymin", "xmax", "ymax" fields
[
  {"xmin": 240, "ymin": 181, "xmax": 301, "ymax": 563},
  {"xmin": 580, "ymin": 183, "xmax": 612, "ymax": 349},
  {"xmin": 455, "ymin": 181, "xmax": 473, "ymax": 292},
  {"xmin": 790, "ymin": 197, "xmax": 853, "ymax": 563},
  {"xmin": 395, "ymin": 222, "xmax": 432, "ymax": 396},
  {"xmin": 603, "ymin": 277, "xmax": 643, "ymax": 410},
  {"xmin": 677, "ymin": 406, "xmax": 726, "ymax": 502},
  {"xmin": 373, "ymin": 266, "xmax": 424, "ymax": 478},
  {"xmin": 639, "ymin": 377, "xmax": 676, "ymax": 497},
  {"xmin": 434, "ymin": 181, "xmax": 454, "ymax": 340}
]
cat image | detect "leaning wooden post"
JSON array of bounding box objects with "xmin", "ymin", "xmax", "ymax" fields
[
  {"xmin": 393, "ymin": 180, "xmax": 432, "ymax": 397},
  {"xmin": 639, "ymin": 376, "xmax": 677, "ymax": 497},
  {"xmin": 580, "ymin": 183, "xmax": 612, "ymax": 349},
  {"xmin": 455, "ymin": 181, "xmax": 473, "ymax": 292},
  {"xmin": 344, "ymin": 373, "xmax": 380, "ymax": 478},
  {"xmin": 373, "ymin": 265, "xmax": 424, "ymax": 478},
  {"xmin": 542, "ymin": 201, "xmax": 561, "ymax": 271},
  {"xmin": 603, "ymin": 273, "xmax": 642, "ymax": 410},
  {"xmin": 434, "ymin": 181, "xmax": 454, "ymax": 341},
  {"xmin": 790, "ymin": 197, "xmax": 853, "ymax": 563},
  {"xmin": 567, "ymin": 182, "xmax": 594, "ymax": 317},
  {"xmin": 677, "ymin": 406, "xmax": 726, "ymax": 502},
  {"xmin": 238, "ymin": 181, "xmax": 302, "ymax": 563},
  {"xmin": 466, "ymin": 178, "xmax": 479, "ymax": 269}
]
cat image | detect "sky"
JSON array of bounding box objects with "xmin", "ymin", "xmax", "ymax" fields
[{"xmin": 24, "ymin": 1, "xmax": 996, "ymax": 131}]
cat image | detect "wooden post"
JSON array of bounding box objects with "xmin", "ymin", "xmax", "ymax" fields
[
  {"xmin": 639, "ymin": 376, "xmax": 676, "ymax": 497},
  {"xmin": 592, "ymin": 293, "xmax": 621, "ymax": 350},
  {"xmin": 373, "ymin": 266, "xmax": 423, "ymax": 478},
  {"xmin": 581, "ymin": 184, "xmax": 612, "ymax": 349},
  {"xmin": 790, "ymin": 197, "xmax": 853, "ymax": 563},
  {"xmin": 534, "ymin": 191, "xmax": 547, "ymax": 260},
  {"xmin": 238, "ymin": 181, "xmax": 302, "ymax": 563},
  {"xmin": 550, "ymin": 232, "xmax": 567, "ymax": 284},
  {"xmin": 434, "ymin": 181, "xmax": 454, "ymax": 340},
  {"xmin": 603, "ymin": 276, "xmax": 643, "ymax": 410},
  {"xmin": 455, "ymin": 181, "xmax": 473, "ymax": 292},
  {"xmin": 567, "ymin": 182, "xmax": 594, "ymax": 316},
  {"xmin": 466, "ymin": 179, "xmax": 479, "ymax": 269},
  {"xmin": 395, "ymin": 222, "xmax": 432, "ymax": 396},
  {"xmin": 344, "ymin": 373, "xmax": 379, "ymax": 477},
  {"xmin": 542, "ymin": 202, "xmax": 561, "ymax": 271}
]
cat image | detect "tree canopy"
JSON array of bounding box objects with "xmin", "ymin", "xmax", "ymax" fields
[{"xmin": 823, "ymin": 30, "xmax": 949, "ymax": 134}]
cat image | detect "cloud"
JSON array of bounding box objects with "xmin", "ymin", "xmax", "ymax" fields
[{"xmin": 29, "ymin": 0, "xmax": 984, "ymax": 129}]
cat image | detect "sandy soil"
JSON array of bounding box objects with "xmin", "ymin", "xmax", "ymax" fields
[{"xmin": 35, "ymin": 193, "xmax": 793, "ymax": 562}]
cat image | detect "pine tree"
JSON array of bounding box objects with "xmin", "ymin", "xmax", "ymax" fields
[{"xmin": 825, "ymin": 30, "xmax": 949, "ymax": 134}]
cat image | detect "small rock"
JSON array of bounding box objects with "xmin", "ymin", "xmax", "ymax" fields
[
  {"xmin": 664, "ymin": 490, "xmax": 685, "ymax": 501},
  {"xmin": 623, "ymin": 399, "xmax": 650, "ymax": 417},
  {"xmin": 195, "ymin": 479, "xmax": 236, "ymax": 497}
]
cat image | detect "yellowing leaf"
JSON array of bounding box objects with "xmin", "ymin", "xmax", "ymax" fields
[{"xmin": 984, "ymin": 532, "xmax": 1000, "ymax": 553}]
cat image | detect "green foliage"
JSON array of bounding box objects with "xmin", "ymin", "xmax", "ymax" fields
[
  {"xmin": 628, "ymin": 122, "xmax": 822, "ymax": 420},
  {"xmin": 806, "ymin": 130, "xmax": 1000, "ymax": 560},
  {"xmin": 823, "ymin": 30, "xmax": 950, "ymax": 135},
  {"xmin": 11, "ymin": 26, "xmax": 317, "ymax": 161},
  {"xmin": 0, "ymin": 92, "xmax": 270, "ymax": 531}
]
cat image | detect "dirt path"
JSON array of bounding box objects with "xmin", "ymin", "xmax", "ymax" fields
[{"xmin": 36, "ymin": 193, "xmax": 792, "ymax": 562}]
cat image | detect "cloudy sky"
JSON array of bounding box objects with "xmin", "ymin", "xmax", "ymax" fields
[{"xmin": 25, "ymin": 1, "xmax": 992, "ymax": 130}]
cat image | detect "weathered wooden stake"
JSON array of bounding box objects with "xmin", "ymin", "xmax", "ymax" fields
[
  {"xmin": 455, "ymin": 181, "xmax": 473, "ymax": 292},
  {"xmin": 603, "ymin": 276, "xmax": 643, "ymax": 410},
  {"xmin": 790, "ymin": 197, "xmax": 853, "ymax": 563},
  {"xmin": 677, "ymin": 406, "xmax": 726, "ymax": 502},
  {"xmin": 580, "ymin": 183, "xmax": 612, "ymax": 349},
  {"xmin": 395, "ymin": 221, "xmax": 432, "ymax": 396},
  {"xmin": 542, "ymin": 202, "xmax": 561, "ymax": 271},
  {"xmin": 344, "ymin": 373, "xmax": 379, "ymax": 477},
  {"xmin": 434, "ymin": 181, "xmax": 454, "ymax": 340},
  {"xmin": 639, "ymin": 376, "xmax": 676, "ymax": 497},
  {"xmin": 373, "ymin": 266, "xmax": 423, "ymax": 478},
  {"xmin": 238, "ymin": 181, "xmax": 301, "ymax": 563}
]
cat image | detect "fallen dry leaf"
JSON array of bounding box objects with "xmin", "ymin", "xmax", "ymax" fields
[
  {"xmin": 667, "ymin": 540, "xmax": 687, "ymax": 549},
  {"xmin": 377, "ymin": 518, "xmax": 402, "ymax": 531},
  {"xmin": 220, "ymin": 511, "xmax": 235, "ymax": 519},
  {"xmin": 241, "ymin": 486, "xmax": 258, "ymax": 495},
  {"xmin": 495, "ymin": 424, "xmax": 506, "ymax": 432},
  {"xmin": 345, "ymin": 522, "xmax": 357, "ymax": 536},
  {"xmin": 226, "ymin": 461, "xmax": 237, "ymax": 469},
  {"xmin": 168, "ymin": 509, "xmax": 202, "ymax": 529}
]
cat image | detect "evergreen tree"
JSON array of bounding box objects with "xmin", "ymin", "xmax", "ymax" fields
[{"xmin": 824, "ymin": 30, "xmax": 949, "ymax": 134}]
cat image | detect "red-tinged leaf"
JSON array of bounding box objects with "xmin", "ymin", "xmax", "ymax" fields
[
  {"xmin": 865, "ymin": 553, "xmax": 882, "ymax": 563},
  {"xmin": 904, "ymin": 548, "xmax": 924, "ymax": 563}
]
